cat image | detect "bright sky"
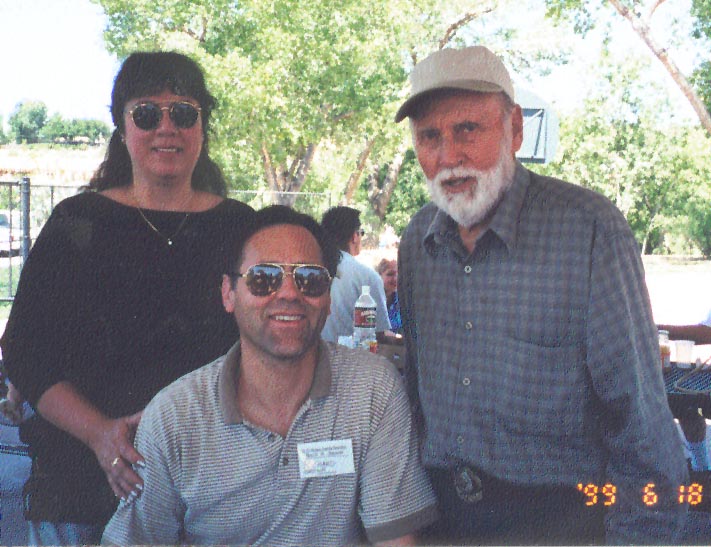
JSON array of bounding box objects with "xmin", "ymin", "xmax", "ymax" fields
[{"xmin": 0, "ymin": 0, "xmax": 120, "ymax": 127}]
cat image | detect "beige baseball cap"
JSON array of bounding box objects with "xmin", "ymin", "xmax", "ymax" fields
[{"xmin": 395, "ymin": 45, "xmax": 514, "ymax": 122}]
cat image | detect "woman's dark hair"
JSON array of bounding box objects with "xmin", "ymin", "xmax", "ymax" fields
[
  {"xmin": 88, "ymin": 51, "xmax": 227, "ymax": 196},
  {"xmin": 230, "ymin": 206, "xmax": 341, "ymax": 279}
]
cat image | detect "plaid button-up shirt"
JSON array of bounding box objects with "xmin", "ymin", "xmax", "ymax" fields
[{"xmin": 399, "ymin": 162, "xmax": 688, "ymax": 543}]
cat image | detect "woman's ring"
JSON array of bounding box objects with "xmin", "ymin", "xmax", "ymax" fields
[{"xmin": 111, "ymin": 457, "xmax": 120, "ymax": 467}]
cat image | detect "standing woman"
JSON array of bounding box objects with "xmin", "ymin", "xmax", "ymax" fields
[{"xmin": 0, "ymin": 51, "xmax": 254, "ymax": 545}]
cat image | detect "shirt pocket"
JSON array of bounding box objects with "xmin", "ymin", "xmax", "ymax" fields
[
  {"xmin": 490, "ymin": 335, "xmax": 587, "ymax": 438},
  {"xmin": 507, "ymin": 303, "xmax": 585, "ymax": 348}
]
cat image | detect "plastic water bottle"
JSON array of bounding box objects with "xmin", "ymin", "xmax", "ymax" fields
[{"xmin": 353, "ymin": 285, "xmax": 377, "ymax": 353}]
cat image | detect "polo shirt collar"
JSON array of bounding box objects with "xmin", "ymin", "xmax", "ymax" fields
[
  {"xmin": 423, "ymin": 161, "xmax": 530, "ymax": 255},
  {"xmin": 219, "ymin": 340, "xmax": 333, "ymax": 425}
]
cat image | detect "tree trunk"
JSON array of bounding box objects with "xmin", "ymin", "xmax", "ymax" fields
[
  {"xmin": 260, "ymin": 143, "xmax": 317, "ymax": 206},
  {"xmin": 343, "ymin": 139, "xmax": 375, "ymax": 204},
  {"xmin": 607, "ymin": 0, "xmax": 711, "ymax": 137},
  {"xmin": 368, "ymin": 141, "xmax": 409, "ymax": 220}
]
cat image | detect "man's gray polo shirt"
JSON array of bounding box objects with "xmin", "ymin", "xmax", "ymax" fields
[{"xmin": 102, "ymin": 342, "xmax": 437, "ymax": 545}]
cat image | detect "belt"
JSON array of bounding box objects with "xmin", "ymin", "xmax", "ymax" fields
[
  {"xmin": 425, "ymin": 465, "xmax": 606, "ymax": 544},
  {"xmin": 429, "ymin": 464, "xmax": 591, "ymax": 506}
]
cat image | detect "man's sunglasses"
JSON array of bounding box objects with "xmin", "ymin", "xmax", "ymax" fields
[
  {"xmin": 127, "ymin": 101, "xmax": 202, "ymax": 131},
  {"xmin": 231, "ymin": 263, "xmax": 332, "ymax": 297}
]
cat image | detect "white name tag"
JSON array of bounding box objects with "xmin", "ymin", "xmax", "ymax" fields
[{"xmin": 297, "ymin": 439, "xmax": 355, "ymax": 479}]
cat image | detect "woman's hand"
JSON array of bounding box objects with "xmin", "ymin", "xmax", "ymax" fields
[
  {"xmin": 93, "ymin": 411, "xmax": 145, "ymax": 501},
  {"xmin": 36, "ymin": 382, "xmax": 147, "ymax": 502}
]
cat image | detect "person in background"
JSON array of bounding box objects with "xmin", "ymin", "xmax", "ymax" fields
[
  {"xmin": 396, "ymin": 45, "xmax": 688, "ymax": 544},
  {"xmin": 101, "ymin": 205, "xmax": 438, "ymax": 546},
  {"xmin": 0, "ymin": 51, "xmax": 254, "ymax": 545},
  {"xmin": 376, "ymin": 258, "xmax": 402, "ymax": 334},
  {"xmin": 659, "ymin": 313, "xmax": 711, "ymax": 472},
  {"xmin": 0, "ymin": 378, "xmax": 31, "ymax": 426},
  {"xmin": 320, "ymin": 206, "xmax": 391, "ymax": 343},
  {"xmin": 659, "ymin": 313, "xmax": 711, "ymax": 346}
]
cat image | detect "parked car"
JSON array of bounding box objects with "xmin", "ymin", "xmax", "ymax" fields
[{"xmin": 0, "ymin": 211, "xmax": 22, "ymax": 256}]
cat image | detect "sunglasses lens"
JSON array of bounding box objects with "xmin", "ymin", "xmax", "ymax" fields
[
  {"xmin": 245, "ymin": 264, "xmax": 283, "ymax": 296},
  {"xmin": 294, "ymin": 266, "xmax": 331, "ymax": 297},
  {"xmin": 131, "ymin": 104, "xmax": 161, "ymax": 130},
  {"xmin": 170, "ymin": 103, "xmax": 200, "ymax": 128}
]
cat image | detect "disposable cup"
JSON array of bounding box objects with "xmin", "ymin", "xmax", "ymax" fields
[{"xmin": 675, "ymin": 340, "xmax": 696, "ymax": 369}]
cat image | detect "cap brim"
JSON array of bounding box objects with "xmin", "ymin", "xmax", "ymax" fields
[{"xmin": 394, "ymin": 81, "xmax": 507, "ymax": 122}]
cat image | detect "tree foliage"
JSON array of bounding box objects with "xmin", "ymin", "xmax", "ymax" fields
[
  {"xmin": 40, "ymin": 116, "xmax": 112, "ymax": 143},
  {"xmin": 544, "ymin": 0, "xmax": 711, "ymax": 136},
  {"xmin": 538, "ymin": 54, "xmax": 711, "ymax": 256},
  {"xmin": 0, "ymin": 116, "xmax": 9, "ymax": 146},
  {"xmin": 9, "ymin": 102, "xmax": 48, "ymax": 144},
  {"xmin": 7, "ymin": 101, "xmax": 112, "ymax": 145}
]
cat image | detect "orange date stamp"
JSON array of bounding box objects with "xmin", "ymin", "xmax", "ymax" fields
[{"xmin": 576, "ymin": 482, "xmax": 704, "ymax": 506}]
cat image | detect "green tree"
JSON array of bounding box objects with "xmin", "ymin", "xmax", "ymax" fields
[
  {"xmin": 71, "ymin": 119, "xmax": 112, "ymax": 142},
  {"xmin": 538, "ymin": 54, "xmax": 711, "ymax": 254},
  {"xmin": 40, "ymin": 113, "xmax": 70, "ymax": 142},
  {"xmin": 0, "ymin": 115, "xmax": 9, "ymax": 145},
  {"xmin": 690, "ymin": 0, "xmax": 711, "ymax": 113},
  {"xmin": 40, "ymin": 115, "xmax": 112, "ymax": 144},
  {"xmin": 9, "ymin": 101, "xmax": 48, "ymax": 144},
  {"xmin": 544, "ymin": 0, "xmax": 711, "ymax": 137}
]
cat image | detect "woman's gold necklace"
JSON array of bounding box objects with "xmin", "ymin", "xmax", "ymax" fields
[{"xmin": 133, "ymin": 190, "xmax": 193, "ymax": 246}]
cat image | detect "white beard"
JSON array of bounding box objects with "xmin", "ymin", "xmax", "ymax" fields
[{"xmin": 426, "ymin": 139, "xmax": 516, "ymax": 229}]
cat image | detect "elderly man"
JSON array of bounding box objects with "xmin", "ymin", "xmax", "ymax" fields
[
  {"xmin": 396, "ymin": 45, "xmax": 688, "ymax": 544},
  {"xmin": 102, "ymin": 206, "xmax": 437, "ymax": 546}
]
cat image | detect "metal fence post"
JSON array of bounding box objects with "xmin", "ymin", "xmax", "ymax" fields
[{"xmin": 20, "ymin": 176, "xmax": 31, "ymax": 262}]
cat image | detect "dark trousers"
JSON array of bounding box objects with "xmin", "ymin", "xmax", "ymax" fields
[{"xmin": 424, "ymin": 467, "xmax": 606, "ymax": 546}]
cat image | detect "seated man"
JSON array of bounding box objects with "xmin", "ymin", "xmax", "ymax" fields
[{"xmin": 102, "ymin": 205, "xmax": 437, "ymax": 546}]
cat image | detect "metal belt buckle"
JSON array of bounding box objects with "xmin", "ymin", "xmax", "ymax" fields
[{"xmin": 453, "ymin": 465, "xmax": 483, "ymax": 503}]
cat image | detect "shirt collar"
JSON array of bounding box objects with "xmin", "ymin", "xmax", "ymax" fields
[
  {"xmin": 219, "ymin": 340, "xmax": 333, "ymax": 425},
  {"xmin": 423, "ymin": 161, "xmax": 530, "ymax": 255}
]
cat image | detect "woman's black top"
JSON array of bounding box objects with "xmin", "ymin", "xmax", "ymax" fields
[{"xmin": 1, "ymin": 192, "xmax": 254, "ymax": 524}]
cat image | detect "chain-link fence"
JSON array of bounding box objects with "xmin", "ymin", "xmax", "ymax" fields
[{"xmin": 0, "ymin": 179, "xmax": 331, "ymax": 303}]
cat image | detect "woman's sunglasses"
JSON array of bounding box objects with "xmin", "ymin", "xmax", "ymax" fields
[
  {"xmin": 231, "ymin": 263, "xmax": 332, "ymax": 297},
  {"xmin": 127, "ymin": 101, "xmax": 202, "ymax": 131}
]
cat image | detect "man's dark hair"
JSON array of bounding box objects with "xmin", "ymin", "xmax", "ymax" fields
[
  {"xmin": 320, "ymin": 206, "xmax": 361, "ymax": 251},
  {"xmin": 88, "ymin": 51, "xmax": 226, "ymax": 196},
  {"xmin": 229, "ymin": 205, "xmax": 341, "ymax": 279}
]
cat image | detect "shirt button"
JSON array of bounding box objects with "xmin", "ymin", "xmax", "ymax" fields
[
  {"xmin": 267, "ymin": 433, "xmax": 276, "ymax": 442},
  {"xmin": 464, "ymin": 265, "xmax": 472, "ymax": 274},
  {"xmin": 456, "ymin": 435, "xmax": 464, "ymax": 444},
  {"xmin": 282, "ymin": 457, "xmax": 289, "ymax": 466},
  {"xmin": 462, "ymin": 377, "xmax": 471, "ymax": 386},
  {"xmin": 465, "ymin": 321, "xmax": 473, "ymax": 330}
]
